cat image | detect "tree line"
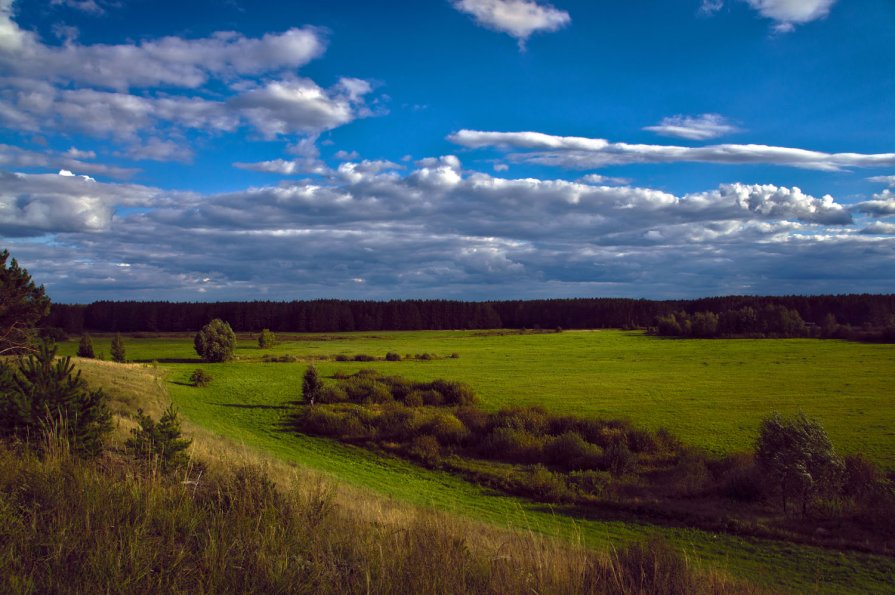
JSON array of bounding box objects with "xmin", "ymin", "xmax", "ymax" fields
[{"xmin": 42, "ymin": 294, "xmax": 895, "ymax": 335}]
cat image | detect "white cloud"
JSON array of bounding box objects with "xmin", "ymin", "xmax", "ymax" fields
[
  {"xmin": 0, "ymin": 25, "xmax": 326, "ymax": 90},
  {"xmin": 577, "ymin": 173, "xmax": 630, "ymax": 186},
  {"xmin": 860, "ymin": 222, "xmax": 895, "ymax": 235},
  {"xmin": 233, "ymin": 158, "xmax": 330, "ymax": 176},
  {"xmin": 852, "ymin": 190, "xmax": 895, "ymax": 217},
  {"xmin": 4, "ymin": 161, "xmax": 892, "ymax": 300},
  {"xmin": 705, "ymin": 0, "xmax": 837, "ymax": 32},
  {"xmin": 448, "ymin": 129, "xmax": 895, "ymax": 172},
  {"xmin": 643, "ymin": 113, "xmax": 741, "ymax": 140},
  {"xmin": 868, "ymin": 175, "xmax": 895, "ymax": 187},
  {"xmin": 0, "ymin": 143, "xmax": 139, "ymax": 178},
  {"xmin": 50, "ymin": 0, "xmax": 105, "ymax": 14},
  {"xmin": 452, "ymin": 0, "xmax": 570, "ymax": 49},
  {"xmin": 745, "ymin": 0, "xmax": 836, "ymax": 31}
]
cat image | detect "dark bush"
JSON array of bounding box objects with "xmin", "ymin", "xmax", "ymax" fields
[
  {"xmin": 491, "ymin": 407, "xmax": 549, "ymax": 435},
  {"xmin": 403, "ymin": 390, "xmax": 424, "ymax": 407},
  {"xmin": 715, "ymin": 453, "xmax": 765, "ymax": 503},
  {"xmin": 77, "ymin": 334, "xmax": 95, "ymax": 358},
  {"xmin": 316, "ymin": 385, "xmax": 349, "ymax": 404},
  {"xmin": 428, "ymin": 380, "xmax": 477, "ymax": 406},
  {"xmin": 385, "ymin": 352, "xmax": 401, "ymax": 361},
  {"xmin": 544, "ymin": 432, "xmax": 602, "ymax": 470},
  {"xmin": 190, "ymin": 369, "xmax": 212, "ymax": 387},
  {"xmin": 519, "ymin": 465, "xmax": 570, "ymax": 502},
  {"xmin": 610, "ymin": 537, "xmax": 696, "ymax": 595},
  {"xmin": 482, "ymin": 427, "xmax": 545, "ymax": 464},
  {"xmin": 421, "ymin": 413, "xmax": 469, "ymax": 447},
  {"xmin": 605, "ymin": 441, "xmax": 637, "ymax": 476},
  {"xmin": 418, "ymin": 389, "xmax": 444, "ymax": 407},
  {"xmin": 334, "ymin": 354, "xmax": 350, "ymax": 362},
  {"xmin": 410, "ymin": 434, "xmax": 441, "ymax": 465},
  {"xmin": 568, "ymin": 469, "xmax": 610, "ymax": 498},
  {"xmin": 38, "ymin": 327, "xmax": 68, "ymax": 342},
  {"xmin": 353, "ymin": 354, "xmax": 376, "ymax": 362},
  {"xmin": 843, "ymin": 453, "xmax": 882, "ymax": 500},
  {"xmin": 376, "ymin": 404, "xmax": 418, "ymax": 441},
  {"xmin": 455, "ymin": 406, "xmax": 489, "ymax": 436}
]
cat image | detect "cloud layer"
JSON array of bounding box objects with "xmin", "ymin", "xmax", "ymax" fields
[
  {"xmin": 4, "ymin": 160, "xmax": 892, "ymax": 301},
  {"xmin": 644, "ymin": 114, "xmax": 741, "ymax": 141},
  {"xmin": 448, "ymin": 130, "xmax": 895, "ymax": 172}
]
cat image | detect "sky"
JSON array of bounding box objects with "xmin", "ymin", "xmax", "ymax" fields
[{"xmin": 1, "ymin": 0, "xmax": 894, "ymax": 303}]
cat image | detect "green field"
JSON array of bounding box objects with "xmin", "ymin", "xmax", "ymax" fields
[{"xmin": 64, "ymin": 330, "xmax": 895, "ymax": 592}]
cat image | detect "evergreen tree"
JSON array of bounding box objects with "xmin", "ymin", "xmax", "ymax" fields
[
  {"xmin": 110, "ymin": 333, "xmax": 126, "ymax": 363},
  {"xmin": 126, "ymin": 405, "xmax": 192, "ymax": 472},
  {"xmin": 0, "ymin": 340, "xmax": 112, "ymax": 457},
  {"xmin": 77, "ymin": 334, "xmax": 95, "ymax": 358},
  {"xmin": 0, "ymin": 249, "xmax": 51, "ymax": 355}
]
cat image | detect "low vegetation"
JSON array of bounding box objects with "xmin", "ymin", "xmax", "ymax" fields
[{"xmin": 294, "ymin": 370, "xmax": 895, "ymax": 553}]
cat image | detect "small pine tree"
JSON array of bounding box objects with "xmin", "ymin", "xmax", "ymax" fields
[
  {"xmin": 111, "ymin": 333, "xmax": 126, "ymax": 363},
  {"xmin": 77, "ymin": 334, "xmax": 95, "ymax": 358},
  {"xmin": 258, "ymin": 328, "xmax": 276, "ymax": 349},
  {"xmin": 126, "ymin": 405, "xmax": 192, "ymax": 472},
  {"xmin": 189, "ymin": 368, "xmax": 212, "ymax": 387},
  {"xmin": 302, "ymin": 365, "xmax": 322, "ymax": 404},
  {"xmin": 0, "ymin": 340, "xmax": 112, "ymax": 457}
]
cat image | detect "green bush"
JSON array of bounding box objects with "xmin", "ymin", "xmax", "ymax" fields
[
  {"xmin": 604, "ymin": 441, "xmax": 637, "ymax": 477},
  {"xmin": 110, "ymin": 333, "xmax": 126, "ymax": 363},
  {"xmin": 409, "ymin": 434, "xmax": 441, "ymax": 465},
  {"xmin": 483, "ymin": 427, "xmax": 545, "ymax": 464},
  {"xmin": 193, "ymin": 319, "xmax": 237, "ymax": 363},
  {"xmin": 492, "ymin": 406, "xmax": 549, "ymax": 435},
  {"xmin": 544, "ymin": 432, "xmax": 602, "ymax": 470},
  {"xmin": 258, "ymin": 329, "xmax": 276, "ymax": 349}
]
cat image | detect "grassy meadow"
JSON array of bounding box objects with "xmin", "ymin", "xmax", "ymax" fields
[{"xmin": 62, "ymin": 329, "xmax": 895, "ymax": 592}]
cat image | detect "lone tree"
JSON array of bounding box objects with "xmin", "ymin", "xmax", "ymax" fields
[
  {"xmin": 258, "ymin": 328, "xmax": 276, "ymax": 349},
  {"xmin": 755, "ymin": 412, "xmax": 844, "ymax": 515},
  {"xmin": 0, "ymin": 340, "xmax": 112, "ymax": 457},
  {"xmin": 0, "ymin": 249, "xmax": 51, "ymax": 355},
  {"xmin": 77, "ymin": 334, "xmax": 95, "ymax": 358},
  {"xmin": 302, "ymin": 365, "xmax": 322, "ymax": 404},
  {"xmin": 194, "ymin": 319, "xmax": 237, "ymax": 362},
  {"xmin": 111, "ymin": 333, "xmax": 126, "ymax": 363}
]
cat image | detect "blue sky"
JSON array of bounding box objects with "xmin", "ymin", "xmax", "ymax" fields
[{"xmin": 1, "ymin": 0, "xmax": 894, "ymax": 302}]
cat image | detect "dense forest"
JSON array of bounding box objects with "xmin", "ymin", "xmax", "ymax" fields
[{"xmin": 42, "ymin": 295, "xmax": 895, "ymax": 338}]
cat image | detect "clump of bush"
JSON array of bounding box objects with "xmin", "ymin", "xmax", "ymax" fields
[
  {"xmin": 190, "ymin": 369, "xmax": 212, "ymax": 387},
  {"xmin": 261, "ymin": 354, "xmax": 297, "ymax": 363},
  {"xmin": 126, "ymin": 405, "xmax": 192, "ymax": 473}
]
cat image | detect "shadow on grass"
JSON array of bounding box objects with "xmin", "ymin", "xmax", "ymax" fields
[
  {"xmin": 134, "ymin": 358, "xmax": 205, "ymax": 364},
  {"xmin": 213, "ymin": 402, "xmax": 293, "ymax": 411}
]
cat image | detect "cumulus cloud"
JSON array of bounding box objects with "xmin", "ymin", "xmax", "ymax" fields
[
  {"xmin": 0, "ymin": 143, "xmax": 140, "ymax": 178},
  {"xmin": 860, "ymin": 222, "xmax": 895, "ymax": 235},
  {"xmin": 868, "ymin": 175, "xmax": 895, "ymax": 187},
  {"xmin": 705, "ymin": 0, "xmax": 837, "ymax": 32},
  {"xmin": 852, "ymin": 190, "xmax": 895, "ymax": 217},
  {"xmin": 0, "ymin": 24, "xmax": 326, "ymax": 90},
  {"xmin": 643, "ymin": 114, "xmax": 741, "ymax": 141},
  {"xmin": 448, "ymin": 129, "xmax": 895, "ymax": 172},
  {"xmin": 452, "ymin": 0, "xmax": 570, "ymax": 49},
  {"xmin": 7, "ymin": 156, "xmax": 889, "ymax": 301},
  {"xmin": 233, "ymin": 158, "xmax": 330, "ymax": 176}
]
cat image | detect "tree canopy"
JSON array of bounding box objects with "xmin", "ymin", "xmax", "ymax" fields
[
  {"xmin": 194, "ymin": 319, "xmax": 237, "ymax": 362},
  {"xmin": 0, "ymin": 250, "xmax": 51, "ymax": 354}
]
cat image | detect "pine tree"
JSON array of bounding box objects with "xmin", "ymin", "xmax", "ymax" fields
[
  {"xmin": 0, "ymin": 340, "xmax": 112, "ymax": 457},
  {"xmin": 111, "ymin": 333, "xmax": 126, "ymax": 363},
  {"xmin": 126, "ymin": 405, "xmax": 192, "ymax": 472},
  {"xmin": 77, "ymin": 334, "xmax": 95, "ymax": 358}
]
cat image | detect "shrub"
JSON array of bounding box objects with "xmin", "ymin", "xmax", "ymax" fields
[
  {"xmin": 843, "ymin": 453, "xmax": 882, "ymax": 500},
  {"xmin": 715, "ymin": 453, "xmax": 765, "ymax": 502},
  {"xmin": 544, "ymin": 432, "xmax": 602, "ymax": 470},
  {"xmin": 258, "ymin": 328, "xmax": 276, "ymax": 349},
  {"xmin": 189, "ymin": 369, "xmax": 212, "ymax": 387},
  {"xmin": 520, "ymin": 465, "xmax": 570, "ymax": 502},
  {"xmin": 334, "ymin": 354, "xmax": 350, "ymax": 362},
  {"xmin": 492, "ymin": 407, "xmax": 549, "ymax": 435},
  {"xmin": 418, "ymin": 389, "xmax": 444, "ymax": 407},
  {"xmin": 568, "ymin": 469, "xmax": 610, "ymax": 498},
  {"xmin": 126, "ymin": 405, "xmax": 192, "ymax": 473},
  {"xmin": 409, "ymin": 434, "xmax": 441, "ymax": 465},
  {"xmin": 385, "ymin": 352, "xmax": 401, "ymax": 362},
  {"xmin": 604, "ymin": 441, "xmax": 637, "ymax": 476},
  {"xmin": 77, "ymin": 334, "xmax": 95, "ymax": 358},
  {"xmin": 668, "ymin": 448, "xmax": 710, "ymax": 496},
  {"xmin": 193, "ymin": 319, "xmax": 237, "ymax": 363},
  {"xmin": 483, "ymin": 427, "xmax": 545, "ymax": 464},
  {"xmin": 316, "ymin": 385, "xmax": 348, "ymax": 404},
  {"xmin": 403, "ymin": 390, "xmax": 424, "ymax": 407},
  {"xmin": 421, "ymin": 413, "xmax": 469, "ymax": 447},
  {"xmin": 110, "ymin": 333, "xmax": 126, "ymax": 363},
  {"xmin": 428, "ymin": 380, "xmax": 477, "ymax": 406},
  {"xmin": 38, "ymin": 327, "xmax": 67, "ymax": 342},
  {"xmin": 353, "ymin": 354, "xmax": 376, "ymax": 362},
  {"xmin": 455, "ymin": 406, "xmax": 489, "ymax": 435},
  {"xmin": 261, "ymin": 354, "xmax": 297, "ymax": 363}
]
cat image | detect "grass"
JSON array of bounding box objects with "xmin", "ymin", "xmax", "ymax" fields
[
  {"xmin": 66, "ymin": 330, "xmax": 895, "ymax": 467},
  {"xmin": 65, "ymin": 331, "xmax": 895, "ymax": 593}
]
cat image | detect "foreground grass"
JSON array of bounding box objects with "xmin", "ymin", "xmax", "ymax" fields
[{"xmin": 68, "ymin": 353, "xmax": 895, "ymax": 593}]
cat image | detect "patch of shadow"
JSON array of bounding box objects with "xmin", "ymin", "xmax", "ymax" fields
[
  {"xmin": 213, "ymin": 402, "xmax": 292, "ymax": 410},
  {"xmin": 134, "ymin": 358, "xmax": 204, "ymax": 364}
]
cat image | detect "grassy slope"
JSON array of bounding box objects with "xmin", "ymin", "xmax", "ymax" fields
[{"xmin": 67, "ymin": 331, "xmax": 895, "ymax": 593}]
